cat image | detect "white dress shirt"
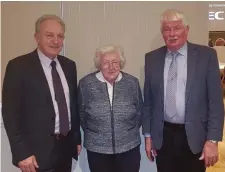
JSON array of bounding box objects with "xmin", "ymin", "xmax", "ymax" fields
[
  {"xmin": 96, "ymin": 71, "xmax": 122, "ymax": 106},
  {"xmin": 164, "ymin": 43, "xmax": 187, "ymax": 124},
  {"xmin": 37, "ymin": 49, "xmax": 71, "ymax": 133}
]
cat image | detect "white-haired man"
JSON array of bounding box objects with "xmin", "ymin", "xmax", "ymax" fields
[{"xmin": 142, "ymin": 9, "xmax": 224, "ymax": 172}]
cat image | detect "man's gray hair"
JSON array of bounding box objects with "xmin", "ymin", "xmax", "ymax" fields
[
  {"xmin": 94, "ymin": 44, "xmax": 126, "ymax": 70},
  {"xmin": 35, "ymin": 14, "xmax": 65, "ymax": 33},
  {"xmin": 160, "ymin": 9, "xmax": 189, "ymax": 30}
]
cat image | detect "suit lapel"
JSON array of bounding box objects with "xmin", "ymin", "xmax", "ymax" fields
[
  {"xmin": 57, "ymin": 56, "xmax": 73, "ymax": 95},
  {"xmin": 31, "ymin": 50, "xmax": 55, "ymax": 106},
  {"xmin": 159, "ymin": 47, "xmax": 167, "ymax": 105},
  {"xmin": 185, "ymin": 43, "xmax": 199, "ymax": 104}
]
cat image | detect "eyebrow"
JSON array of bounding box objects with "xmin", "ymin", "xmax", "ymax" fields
[
  {"xmin": 45, "ymin": 31, "xmax": 53, "ymax": 34},
  {"xmin": 45, "ymin": 31, "xmax": 64, "ymax": 35}
]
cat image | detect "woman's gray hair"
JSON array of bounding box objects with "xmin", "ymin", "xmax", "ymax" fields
[
  {"xmin": 160, "ymin": 9, "xmax": 189, "ymax": 30},
  {"xmin": 94, "ymin": 44, "xmax": 126, "ymax": 70},
  {"xmin": 35, "ymin": 14, "xmax": 65, "ymax": 33}
]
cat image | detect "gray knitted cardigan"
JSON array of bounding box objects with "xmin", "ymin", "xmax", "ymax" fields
[{"xmin": 78, "ymin": 71, "xmax": 143, "ymax": 154}]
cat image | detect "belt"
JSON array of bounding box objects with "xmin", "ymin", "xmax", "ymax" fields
[
  {"xmin": 52, "ymin": 133, "xmax": 67, "ymax": 140},
  {"xmin": 164, "ymin": 121, "xmax": 185, "ymax": 130}
]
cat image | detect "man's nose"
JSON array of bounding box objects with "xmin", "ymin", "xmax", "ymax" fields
[
  {"xmin": 169, "ymin": 29, "xmax": 175, "ymax": 37},
  {"xmin": 52, "ymin": 35, "xmax": 59, "ymax": 44}
]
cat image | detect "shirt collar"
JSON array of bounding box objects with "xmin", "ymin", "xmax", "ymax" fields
[
  {"xmin": 37, "ymin": 48, "xmax": 58, "ymax": 67},
  {"xmin": 166, "ymin": 42, "xmax": 187, "ymax": 56},
  {"xmin": 96, "ymin": 71, "xmax": 122, "ymax": 83}
]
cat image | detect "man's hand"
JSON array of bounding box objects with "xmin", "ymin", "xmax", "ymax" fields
[
  {"xmin": 199, "ymin": 141, "xmax": 219, "ymax": 167},
  {"xmin": 145, "ymin": 137, "xmax": 157, "ymax": 162},
  {"xmin": 18, "ymin": 155, "xmax": 39, "ymax": 172},
  {"xmin": 77, "ymin": 145, "xmax": 82, "ymax": 155}
]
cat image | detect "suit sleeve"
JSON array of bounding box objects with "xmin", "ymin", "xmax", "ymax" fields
[
  {"xmin": 78, "ymin": 81, "xmax": 86, "ymax": 130},
  {"xmin": 2, "ymin": 60, "xmax": 32, "ymax": 164},
  {"xmin": 206, "ymin": 48, "xmax": 224, "ymax": 141},
  {"xmin": 71, "ymin": 62, "xmax": 81, "ymax": 145},
  {"xmin": 135, "ymin": 79, "xmax": 143, "ymax": 128},
  {"xmin": 142, "ymin": 53, "xmax": 152, "ymax": 135}
]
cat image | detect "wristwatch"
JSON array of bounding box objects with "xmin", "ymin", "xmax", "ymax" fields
[{"xmin": 209, "ymin": 140, "xmax": 218, "ymax": 144}]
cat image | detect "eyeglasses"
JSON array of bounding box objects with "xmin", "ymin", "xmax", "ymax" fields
[{"xmin": 102, "ymin": 61, "xmax": 120, "ymax": 68}]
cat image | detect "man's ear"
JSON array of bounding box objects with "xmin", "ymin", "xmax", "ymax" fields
[
  {"xmin": 185, "ymin": 25, "xmax": 190, "ymax": 34},
  {"xmin": 34, "ymin": 32, "xmax": 40, "ymax": 43}
]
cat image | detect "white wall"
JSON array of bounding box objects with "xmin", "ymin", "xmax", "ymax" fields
[{"xmin": 63, "ymin": 1, "xmax": 209, "ymax": 88}]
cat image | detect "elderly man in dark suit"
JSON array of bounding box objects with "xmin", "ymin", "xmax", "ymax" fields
[
  {"xmin": 142, "ymin": 9, "xmax": 224, "ymax": 172},
  {"xmin": 2, "ymin": 15, "xmax": 81, "ymax": 172}
]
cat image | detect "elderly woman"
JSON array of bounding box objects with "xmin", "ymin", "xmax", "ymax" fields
[{"xmin": 78, "ymin": 45, "xmax": 143, "ymax": 172}]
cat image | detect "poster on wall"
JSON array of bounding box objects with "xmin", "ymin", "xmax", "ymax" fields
[
  {"xmin": 208, "ymin": 31, "xmax": 225, "ymax": 47},
  {"xmin": 208, "ymin": 31, "xmax": 225, "ymax": 68}
]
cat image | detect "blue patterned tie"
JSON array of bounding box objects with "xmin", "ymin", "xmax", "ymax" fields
[{"xmin": 165, "ymin": 52, "xmax": 178, "ymax": 120}]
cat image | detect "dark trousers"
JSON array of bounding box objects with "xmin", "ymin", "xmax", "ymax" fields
[
  {"xmin": 156, "ymin": 121, "xmax": 205, "ymax": 172},
  {"xmin": 87, "ymin": 145, "xmax": 141, "ymax": 172},
  {"xmin": 37, "ymin": 134, "xmax": 72, "ymax": 172}
]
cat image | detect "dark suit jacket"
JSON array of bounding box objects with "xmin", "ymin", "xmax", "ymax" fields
[
  {"xmin": 2, "ymin": 50, "xmax": 81, "ymax": 167},
  {"xmin": 142, "ymin": 42, "xmax": 224, "ymax": 154}
]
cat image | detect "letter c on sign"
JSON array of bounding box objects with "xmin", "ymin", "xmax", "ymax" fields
[{"xmin": 215, "ymin": 11, "xmax": 224, "ymax": 20}]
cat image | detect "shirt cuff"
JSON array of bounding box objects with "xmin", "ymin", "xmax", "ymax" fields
[{"xmin": 144, "ymin": 133, "xmax": 151, "ymax": 137}]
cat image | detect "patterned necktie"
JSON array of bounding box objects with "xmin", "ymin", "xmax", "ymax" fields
[
  {"xmin": 51, "ymin": 61, "xmax": 69, "ymax": 135},
  {"xmin": 165, "ymin": 52, "xmax": 178, "ymax": 120}
]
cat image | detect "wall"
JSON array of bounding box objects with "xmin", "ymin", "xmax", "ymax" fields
[
  {"xmin": 1, "ymin": 1, "xmax": 224, "ymax": 172},
  {"xmin": 63, "ymin": 1, "xmax": 209, "ymax": 88}
]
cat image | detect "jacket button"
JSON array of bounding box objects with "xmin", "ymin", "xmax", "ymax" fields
[{"xmin": 52, "ymin": 117, "xmax": 55, "ymax": 120}]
